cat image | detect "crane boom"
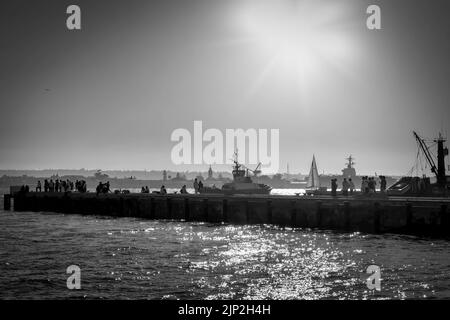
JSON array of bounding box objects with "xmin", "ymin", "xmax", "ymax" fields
[
  {"xmin": 413, "ymin": 131, "xmax": 438, "ymax": 178},
  {"xmin": 242, "ymin": 162, "xmax": 262, "ymax": 177}
]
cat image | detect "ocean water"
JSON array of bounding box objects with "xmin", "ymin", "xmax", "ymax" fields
[{"xmin": 0, "ymin": 196, "xmax": 450, "ymax": 300}]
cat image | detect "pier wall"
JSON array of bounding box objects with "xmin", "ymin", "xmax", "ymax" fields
[{"xmin": 6, "ymin": 192, "xmax": 450, "ymax": 237}]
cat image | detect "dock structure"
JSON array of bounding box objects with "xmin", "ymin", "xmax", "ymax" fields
[{"xmin": 4, "ymin": 192, "xmax": 450, "ymax": 237}]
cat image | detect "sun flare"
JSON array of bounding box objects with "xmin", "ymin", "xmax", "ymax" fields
[{"xmin": 232, "ymin": 0, "xmax": 356, "ymax": 96}]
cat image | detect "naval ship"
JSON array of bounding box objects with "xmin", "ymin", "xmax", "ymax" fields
[{"xmin": 200, "ymin": 152, "xmax": 272, "ymax": 195}]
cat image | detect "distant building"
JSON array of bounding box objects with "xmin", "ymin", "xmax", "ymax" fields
[
  {"xmin": 171, "ymin": 172, "xmax": 187, "ymax": 181},
  {"xmin": 94, "ymin": 170, "xmax": 109, "ymax": 180},
  {"xmin": 284, "ymin": 163, "xmax": 291, "ymax": 180},
  {"xmin": 207, "ymin": 166, "xmax": 213, "ymax": 180}
]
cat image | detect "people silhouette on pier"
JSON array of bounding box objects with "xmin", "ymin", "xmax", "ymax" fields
[
  {"xmin": 361, "ymin": 177, "xmax": 369, "ymax": 194},
  {"xmin": 96, "ymin": 181, "xmax": 111, "ymax": 195},
  {"xmin": 36, "ymin": 180, "xmax": 42, "ymax": 192},
  {"xmin": 342, "ymin": 178, "xmax": 349, "ymax": 196},
  {"xmin": 349, "ymin": 178, "xmax": 355, "ymax": 195},
  {"xmin": 180, "ymin": 185, "xmax": 188, "ymax": 194},
  {"xmin": 75, "ymin": 180, "xmax": 87, "ymax": 193},
  {"xmin": 380, "ymin": 176, "xmax": 387, "ymax": 192},
  {"xmin": 193, "ymin": 178, "xmax": 199, "ymax": 194},
  {"xmin": 331, "ymin": 179, "xmax": 337, "ymax": 197},
  {"xmin": 61, "ymin": 180, "xmax": 67, "ymax": 192},
  {"xmin": 368, "ymin": 177, "xmax": 375, "ymax": 193},
  {"xmin": 96, "ymin": 182, "xmax": 103, "ymax": 195}
]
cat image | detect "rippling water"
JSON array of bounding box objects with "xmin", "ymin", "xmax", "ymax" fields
[{"xmin": 1, "ymin": 207, "xmax": 450, "ymax": 299}]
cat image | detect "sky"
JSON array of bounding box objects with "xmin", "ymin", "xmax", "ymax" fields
[{"xmin": 0, "ymin": 0, "xmax": 449, "ymax": 175}]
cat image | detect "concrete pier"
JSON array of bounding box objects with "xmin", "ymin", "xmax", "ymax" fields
[
  {"xmin": 3, "ymin": 194, "xmax": 11, "ymax": 211},
  {"xmin": 5, "ymin": 192, "xmax": 450, "ymax": 237}
]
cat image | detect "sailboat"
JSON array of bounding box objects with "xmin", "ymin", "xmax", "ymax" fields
[{"xmin": 305, "ymin": 155, "xmax": 322, "ymax": 195}]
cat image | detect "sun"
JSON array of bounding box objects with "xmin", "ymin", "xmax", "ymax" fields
[{"xmin": 231, "ymin": 0, "xmax": 356, "ymax": 95}]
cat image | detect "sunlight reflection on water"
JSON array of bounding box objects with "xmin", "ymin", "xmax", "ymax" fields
[{"xmin": 0, "ymin": 209, "xmax": 449, "ymax": 300}]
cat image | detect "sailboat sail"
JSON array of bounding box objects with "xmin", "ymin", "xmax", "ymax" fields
[{"xmin": 306, "ymin": 155, "xmax": 320, "ymax": 189}]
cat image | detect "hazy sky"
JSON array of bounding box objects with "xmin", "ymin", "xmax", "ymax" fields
[{"xmin": 1, "ymin": 0, "xmax": 449, "ymax": 175}]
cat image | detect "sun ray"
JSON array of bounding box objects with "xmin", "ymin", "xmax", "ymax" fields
[
  {"xmin": 243, "ymin": 54, "xmax": 280, "ymax": 102},
  {"xmin": 228, "ymin": 0, "xmax": 358, "ymax": 102}
]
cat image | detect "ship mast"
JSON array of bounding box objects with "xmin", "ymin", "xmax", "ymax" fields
[
  {"xmin": 413, "ymin": 131, "xmax": 448, "ymax": 185},
  {"xmin": 345, "ymin": 155, "xmax": 355, "ymax": 169},
  {"xmin": 435, "ymin": 133, "xmax": 448, "ymax": 186}
]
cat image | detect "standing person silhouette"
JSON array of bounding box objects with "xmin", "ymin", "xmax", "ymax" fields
[
  {"xmin": 342, "ymin": 178, "xmax": 349, "ymax": 196},
  {"xmin": 193, "ymin": 178, "xmax": 199, "ymax": 194},
  {"xmin": 331, "ymin": 179, "xmax": 337, "ymax": 197}
]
